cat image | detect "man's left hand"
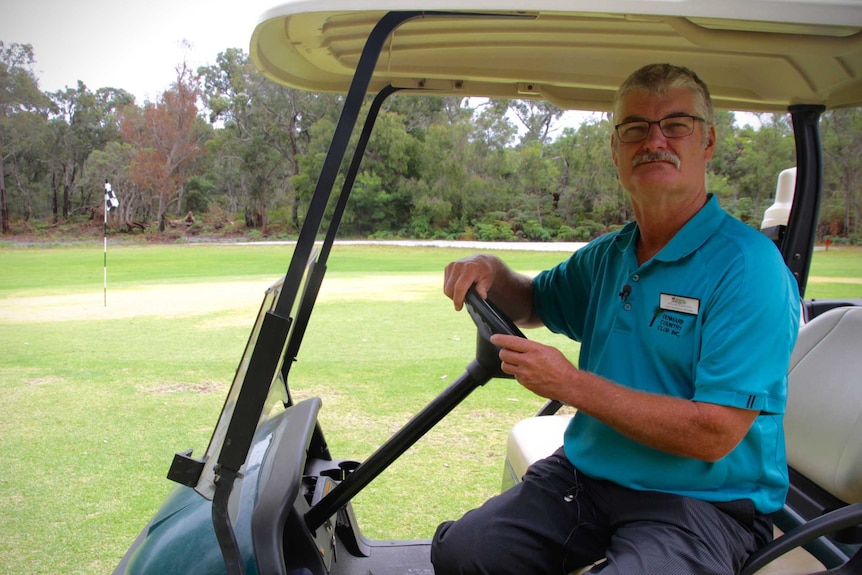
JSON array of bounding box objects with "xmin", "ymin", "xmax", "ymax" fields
[{"xmin": 490, "ymin": 334, "xmax": 578, "ymax": 401}]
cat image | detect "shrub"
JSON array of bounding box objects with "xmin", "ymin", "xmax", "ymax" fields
[
  {"xmin": 520, "ymin": 220, "xmax": 552, "ymax": 242},
  {"xmin": 475, "ymin": 220, "xmax": 515, "ymax": 241}
]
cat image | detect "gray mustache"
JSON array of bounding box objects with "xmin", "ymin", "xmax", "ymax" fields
[{"xmin": 632, "ymin": 151, "xmax": 681, "ymax": 169}]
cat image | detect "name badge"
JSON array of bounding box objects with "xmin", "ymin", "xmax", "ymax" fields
[{"xmin": 660, "ymin": 293, "xmax": 700, "ymax": 316}]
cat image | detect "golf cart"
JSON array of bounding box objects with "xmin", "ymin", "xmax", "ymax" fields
[{"xmin": 114, "ymin": 2, "xmax": 862, "ymax": 574}]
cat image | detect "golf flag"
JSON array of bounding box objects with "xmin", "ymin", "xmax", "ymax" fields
[
  {"xmin": 105, "ymin": 180, "xmax": 119, "ymax": 212},
  {"xmin": 103, "ymin": 179, "xmax": 116, "ymax": 307}
]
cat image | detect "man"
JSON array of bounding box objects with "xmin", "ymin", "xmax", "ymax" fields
[{"xmin": 430, "ymin": 64, "xmax": 800, "ymax": 575}]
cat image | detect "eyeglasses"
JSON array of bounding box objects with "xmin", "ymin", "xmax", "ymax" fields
[{"xmin": 614, "ymin": 114, "xmax": 705, "ymax": 143}]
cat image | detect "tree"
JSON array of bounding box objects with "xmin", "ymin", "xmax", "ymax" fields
[
  {"xmin": 121, "ymin": 61, "xmax": 207, "ymax": 232},
  {"xmin": 709, "ymin": 113, "xmax": 794, "ymax": 225},
  {"xmin": 551, "ymin": 117, "xmax": 624, "ymax": 236},
  {"xmin": 341, "ymin": 109, "xmax": 421, "ymax": 235},
  {"xmin": 83, "ymin": 141, "xmax": 138, "ymax": 228},
  {"xmin": 513, "ymin": 140, "xmax": 560, "ymax": 236},
  {"xmin": 409, "ymin": 104, "xmax": 517, "ymax": 238},
  {"xmin": 47, "ymin": 83, "xmax": 134, "ymax": 221},
  {"xmin": 199, "ymin": 48, "xmax": 339, "ymax": 232},
  {"xmin": 0, "ymin": 42, "xmax": 51, "ymax": 233},
  {"xmin": 821, "ymin": 108, "xmax": 862, "ymax": 238},
  {"xmin": 383, "ymin": 94, "xmax": 470, "ymax": 132},
  {"xmin": 508, "ymin": 99, "xmax": 565, "ymax": 145},
  {"xmin": 4, "ymin": 109, "xmax": 52, "ymax": 224}
]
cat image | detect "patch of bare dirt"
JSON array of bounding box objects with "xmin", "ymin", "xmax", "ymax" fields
[
  {"xmin": 145, "ymin": 382, "xmax": 225, "ymax": 395},
  {"xmin": 0, "ymin": 274, "xmax": 441, "ymax": 323},
  {"xmin": 807, "ymin": 276, "xmax": 862, "ymax": 284}
]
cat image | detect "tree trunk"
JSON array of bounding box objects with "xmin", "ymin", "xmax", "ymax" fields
[
  {"xmin": 48, "ymin": 172, "xmax": 56, "ymax": 223},
  {"xmin": 0, "ymin": 155, "xmax": 8, "ymax": 234},
  {"xmin": 176, "ymin": 186, "xmax": 184, "ymax": 216},
  {"xmin": 0, "ymin": 129, "xmax": 10, "ymax": 233},
  {"xmin": 288, "ymin": 122, "xmax": 302, "ymax": 231},
  {"xmin": 158, "ymin": 191, "xmax": 168, "ymax": 232},
  {"xmin": 61, "ymin": 163, "xmax": 75, "ymax": 220}
]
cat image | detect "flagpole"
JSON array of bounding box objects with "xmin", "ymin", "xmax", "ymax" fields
[
  {"xmin": 103, "ymin": 180, "xmax": 119, "ymax": 307},
  {"xmin": 104, "ymin": 180, "xmax": 110, "ymax": 307}
]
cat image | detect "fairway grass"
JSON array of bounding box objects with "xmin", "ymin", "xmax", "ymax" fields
[{"xmin": 0, "ymin": 242, "xmax": 859, "ymax": 574}]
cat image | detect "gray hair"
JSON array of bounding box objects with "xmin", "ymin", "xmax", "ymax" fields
[{"xmin": 613, "ymin": 63, "xmax": 714, "ymax": 127}]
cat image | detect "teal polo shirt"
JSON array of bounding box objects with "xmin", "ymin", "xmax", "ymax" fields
[{"xmin": 532, "ymin": 195, "xmax": 800, "ymax": 513}]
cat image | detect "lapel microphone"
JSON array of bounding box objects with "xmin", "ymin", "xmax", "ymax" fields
[{"xmin": 619, "ymin": 284, "xmax": 632, "ymax": 302}]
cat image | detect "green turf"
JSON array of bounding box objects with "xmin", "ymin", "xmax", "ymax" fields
[{"xmin": 0, "ymin": 242, "xmax": 858, "ymax": 574}]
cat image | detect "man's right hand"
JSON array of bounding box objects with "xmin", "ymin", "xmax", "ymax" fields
[
  {"xmin": 443, "ymin": 254, "xmax": 503, "ymax": 311},
  {"xmin": 443, "ymin": 255, "xmax": 540, "ymax": 329}
]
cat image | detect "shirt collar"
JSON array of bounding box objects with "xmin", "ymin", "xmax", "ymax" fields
[
  {"xmin": 613, "ymin": 220, "xmax": 638, "ymax": 253},
  {"xmin": 656, "ymin": 194, "xmax": 724, "ymax": 262},
  {"xmin": 613, "ymin": 194, "xmax": 725, "ymax": 262}
]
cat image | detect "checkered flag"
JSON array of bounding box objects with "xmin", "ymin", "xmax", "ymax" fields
[{"xmin": 105, "ymin": 181, "xmax": 119, "ymax": 212}]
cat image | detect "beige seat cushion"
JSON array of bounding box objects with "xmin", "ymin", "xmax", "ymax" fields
[{"xmin": 784, "ymin": 306, "xmax": 862, "ymax": 504}]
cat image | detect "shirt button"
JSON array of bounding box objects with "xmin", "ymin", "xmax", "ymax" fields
[
  {"xmin": 624, "ymin": 303, "xmax": 632, "ymax": 311},
  {"xmin": 632, "ymin": 274, "xmax": 640, "ymax": 282}
]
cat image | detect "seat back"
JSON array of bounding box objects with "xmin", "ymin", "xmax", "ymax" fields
[{"xmin": 784, "ymin": 306, "xmax": 862, "ymax": 505}]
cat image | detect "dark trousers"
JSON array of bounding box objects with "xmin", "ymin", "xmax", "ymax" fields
[{"xmin": 431, "ymin": 448, "xmax": 772, "ymax": 575}]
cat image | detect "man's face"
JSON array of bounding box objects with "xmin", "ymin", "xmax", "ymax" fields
[{"xmin": 611, "ymin": 87, "xmax": 716, "ymax": 201}]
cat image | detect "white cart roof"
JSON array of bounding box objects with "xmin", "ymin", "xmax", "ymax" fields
[{"xmin": 250, "ymin": 0, "xmax": 862, "ymax": 112}]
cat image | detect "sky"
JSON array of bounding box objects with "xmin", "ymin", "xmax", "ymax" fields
[
  {"xmin": 1, "ymin": 0, "xmax": 273, "ymax": 102},
  {"xmin": 0, "ymin": 1, "xmax": 749, "ymax": 130},
  {"xmin": 1, "ymin": 0, "xmax": 606, "ymax": 129}
]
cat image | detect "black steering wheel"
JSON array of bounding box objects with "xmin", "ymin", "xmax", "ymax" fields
[
  {"xmin": 464, "ymin": 285, "xmax": 526, "ymax": 339},
  {"xmin": 463, "ymin": 286, "xmax": 526, "ymax": 380}
]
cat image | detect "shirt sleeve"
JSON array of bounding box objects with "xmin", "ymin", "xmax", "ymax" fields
[
  {"xmin": 532, "ymin": 247, "xmax": 595, "ymax": 342},
  {"xmin": 693, "ymin": 237, "xmax": 800, "ymax": 414}
]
